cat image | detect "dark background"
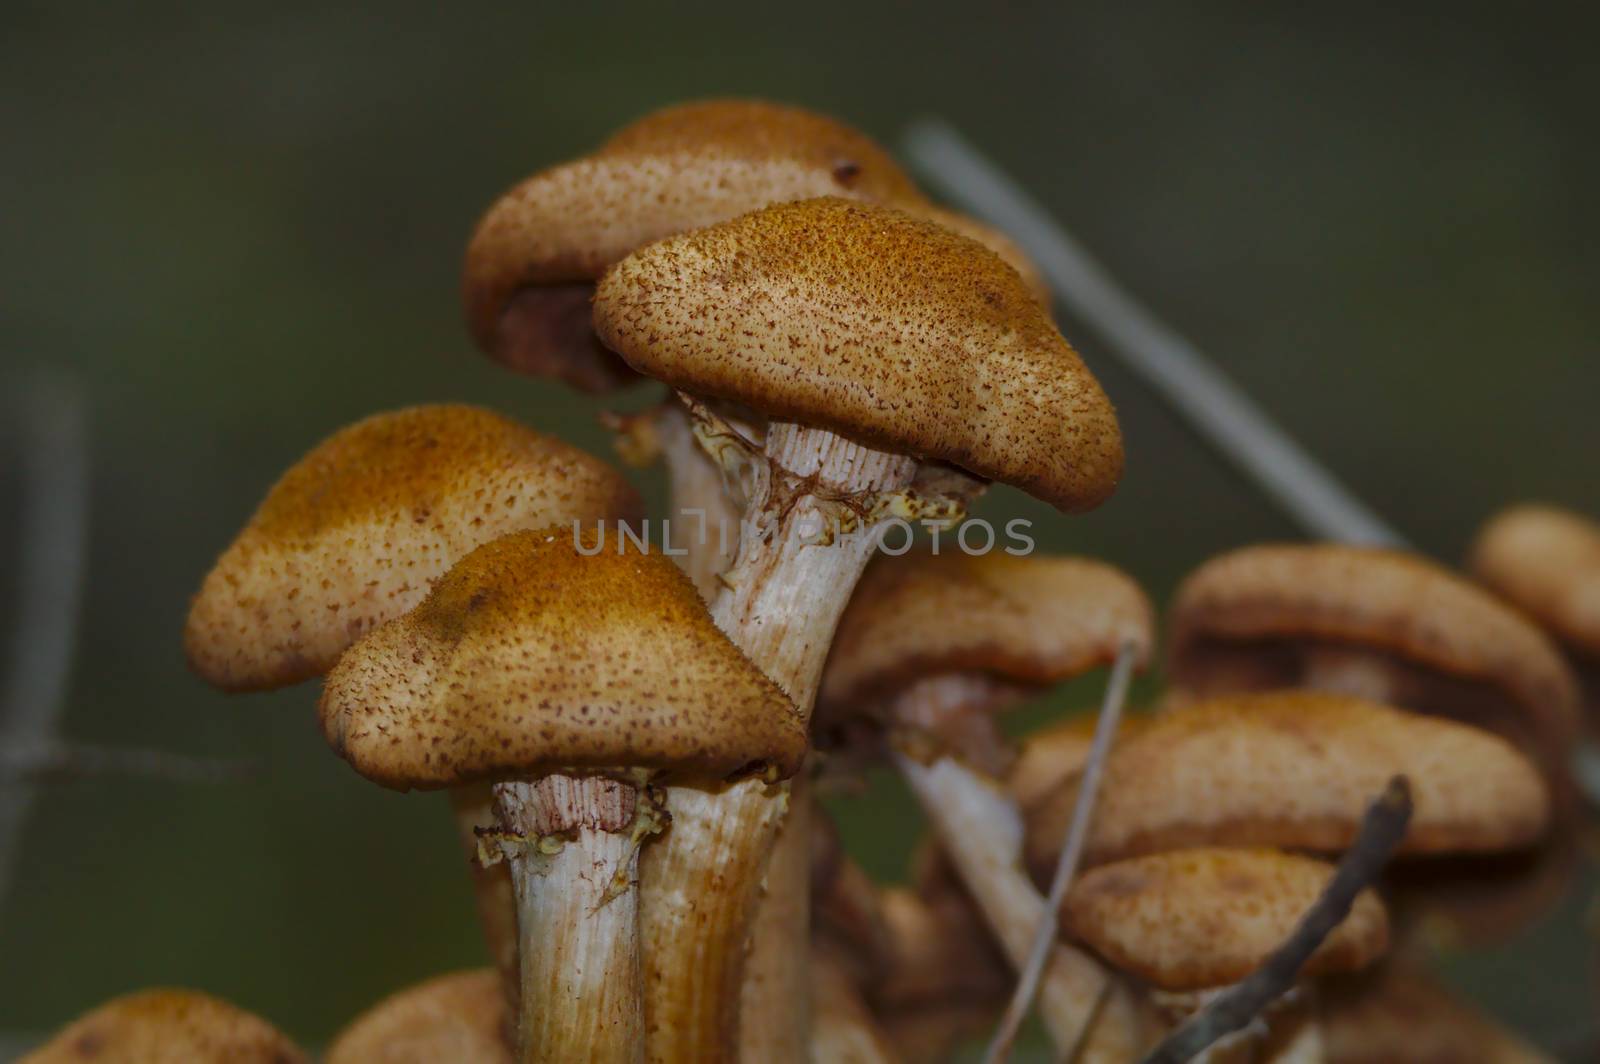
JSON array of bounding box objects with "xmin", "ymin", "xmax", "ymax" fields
[{"xmin": 2, "ymin": 3, "xmax": 1596, "ymax": 1057}]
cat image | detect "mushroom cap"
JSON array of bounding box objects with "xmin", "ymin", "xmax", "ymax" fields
[
  {"xmin": 320, "ymin": 528, "xmax": 804, "ymax": 789},
  {"xmin": 1008, "ymin": 711, "xmax": 1151, "ymax": 813},
  {"xmin": 20, "ymin": 989, "xmax": 305, "ymax": 1063},
  {"xmin": 185, "ymin": 405, "xmax": 640, "ymax": 692},
  {"xmin": 1024, "ymin": 691, "xmax": 1550, "ymax": 874},
  {"xmin": 1167, "ymin": 543, "xmax": 1581, "ymax": 747},
  {"xmin": 1064, "ymin": 847, "xmax": 1388, "ymax": 992},
  {"xmin": 1471, "ymin": 503, "xmax": 1600, "ymax": 660},
  {"xmin": 918, "ymin": 207, "xmax": 1050, "ymax": 305},
  {"xmin": 819, "ymin": 550, "xmax": 1153, "ymax": 723},
  {"xmin": 593, "ymin": 197, "xmax": 1124, "ymax": 513},
  {"xmin": 462, "ymin": 98, "xmax": 924, "ymax": 386},
  {"xmin": 325, "ymin": 970, "xmax": 508, "ymax": 1064}
]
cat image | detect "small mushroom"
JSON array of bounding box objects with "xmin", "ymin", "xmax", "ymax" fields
[
  {"xmin": 814, "ymin": 548, "xmax": 1153, "ymax": 1058},
  {"xmin": 19, "ymin": 989, "xmax": 305, "ymax": 1063},
  {"xmin": 325, "ymin": 970, "xmax": 509, "ymax": 1064},
  {"xmin": 320, "ymin": 529, "xmax": 802, "ymax": 1064},
  {"xmin": 1025, "ymin": 691, "xmax": 1549, "ymax": 876},
  {"xmin": 1166, "ymin": 543, "xmax": 1580, "ymax": 765},
  {"xmin": 594, "ymin": 196, "xmax": 1123, "ymax": 1060},
  {"xmin": 183, "ymin": 404, "xmax": 641, "ymax": 1010}
]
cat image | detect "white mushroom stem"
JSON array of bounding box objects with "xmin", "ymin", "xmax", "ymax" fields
[
  {"xmin": 889, "ymin": 696, "xmax": 1143, "ymax": 1062},
  {"xmin": 447, "ymin": 784, "xmax": 520, "ymax": 1024},
  {"xmin": 650, "ymin": 402, "xmax": 742, "ymax": 601},
  {"xmin": 1299, "ymin": 645, "xmax": 1400, "ymax": 705},
  {"xmin": 640, "ymin": 420, "xmax": 919, "ymax": 1064},
  {"xmin": 494, "ymin": 774, "xmax": 648, "ymax": 1064}
]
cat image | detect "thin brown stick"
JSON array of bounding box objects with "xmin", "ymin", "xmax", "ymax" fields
[{"xmin": 1140, "ymin": 776, "xmax": 1414, "ymax": 1064}]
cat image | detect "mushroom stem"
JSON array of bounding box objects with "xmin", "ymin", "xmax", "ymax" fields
[
  {"xmin": 651, "ymin": 402, "xmax": 742, "ymax": 601},
  {"xmin": 1299, "ymin": 645, "xmax": 1399, "ymax": 705},
  {"xmin": 738, "ymin": 772, "xmax": 815, "ymax": 1062},
  {"xmin": 494, "ymin": 774, "xmax": 647, "ymax": 1064},
  {"xmin": 891, "ymin": 723, "xmax": 1143, "ymax": 1063},
  {"xmin": 448, "ymin": 784, "xmax": 520, "ymax": 1027},
  {"xmin": 641, "ymin": 420, "xmax": 918, "ymax": 1063}
]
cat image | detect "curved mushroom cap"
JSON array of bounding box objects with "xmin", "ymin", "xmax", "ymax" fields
[
  {"xmin": 321, "ymin": 528, "xmax": 804, "ymax": 789},
  {"xmin": 1024, "ymin": 691, "xmax": 1549, "ymax": 875},
  {"xmin": 1167, "ymin": 543, "xmax": 1581, "ymax": 750},
  {"xmin": 1472, "ymin": 504, "xmax": 1600, "ymax": 661},
  {"xmin": 819, "ymin": 550, "xmax": 1153, "ymax": 721},
  {"xmin": 20, "ymin": 989, "xmax": 305, "ymax": 1063},
  {"xmin": 1063, "ymin": 847, "xmax": 1388, "ymax": 992},
  {"xmin": 594, "ymin": 197, "xmax": 1124, "ymax": 513},
  {"xmin": 325, "ymin": 970, "xmax": 508, "ymax": 1064},
  {"xmin": 1009, "ymin": 711, "xmax": 1151, "ymax": 813},
  {"xmin": 185, "ymin": 405, "xmax": 640, "ymax": 692},
  {"xmin": 463, "ymin": 99, "xmax": 924, "ymax": 388},
  {"xmin": 919, "ymin": 207, "xmax": 1050, "ymax": 305}
]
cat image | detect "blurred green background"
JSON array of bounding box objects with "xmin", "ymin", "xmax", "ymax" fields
[{"xmin": 2, "ymin": 2, "xmax": 1596, "ymax": 1058}]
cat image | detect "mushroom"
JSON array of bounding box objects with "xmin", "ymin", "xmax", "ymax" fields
[
  {"xmin": 184, "ymin": 404, "xmax": 641, "ymax": 1008},
  {"xmin": 810, "ymin": 941, "xmax": 903, "ymax": 1064},
  {"xmin": 19, "ymin": 989, "xmax": 306, "ymax": 1063},
  {"xmin": 320, "ymin": 529, "xmax": 803, "ymax": 1063},
  {"xmin": 1024, "ymin": 691, "xmax": 1550, "ymax": 876},
  {"xmin": 593, "ymin": 196, "xmax": 1122, "ymax": 1060},
  {"xmin": 1471, "ymin": 503, "xmax": 1600, "ymax": 714},
  {"xmin": 325, "ymin": 970, "xmax": 510, "ymax": 1064},
  {"xmin": 1165, "ymin": 543, "xmax": 1581, "ymax": 768},
  {"xmin": 1064, "ymin": 848, "xmax": 1390, "ymax": 1063},
  {"xmin": 813, "ymin": 548, "xmax": 1154, "ymax": 1058},
  {"xmin": 1009, "ymin": 710, "xmax": 1152, "ymax": 814}
]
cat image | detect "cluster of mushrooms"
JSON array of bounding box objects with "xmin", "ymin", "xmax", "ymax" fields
[{"xmin": 22, "ymin": 100, "xmax": 1599, "ymax": 1063}]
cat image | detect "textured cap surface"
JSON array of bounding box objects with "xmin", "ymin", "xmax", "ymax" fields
[
  {"xmin": 325, "ymin": 970, "xmax": 508, "ymax": 1064},
  {"xmin": 919, "ymin": 207, "xmax": 1050, "ymax": 305},
  {"xmin": 1471, "ymin": 504, "xmax": 1600, "ymax": 659},
  {"xmin": 594, "ymin": 197, "xmax": 1123, "ymax": 511},
  {"xmin": 1062, "ymin": 847, "xmax": 1388, "ymax": 991},
  {"xmin": 185, "ymin": 405, "xmax": 640, "ymax": 692},
  {"xmin": 1167, "ymin": 543, "xmax": 1581, "ymax": 745},
  {"xmin": 463, "ymin": 98, "xmax": 924, "ymax": 384},
  {"xmin": 1024, "ymin": 691, "xmax": 1549, "ymax": 873},
  {"xmin": 320, "ymin": 529, "xmax": 804, "ymax": 788},
  {"xmin": 20, "ymin": 989, "xmax": 305, "ymax": 1063},
  {"xmin": 820, "ymin": 550, "xmax": 1152, "ymax": 716}
]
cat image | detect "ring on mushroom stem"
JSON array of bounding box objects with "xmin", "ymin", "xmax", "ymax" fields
[
  {"xmin": 319, "ymin": 530, "xmax": 803, "ymax": 1064},
  {"xmin": 592, "ymin": 195, "xmax": 1123, "ymax": 1062},
  {"xmin": 182, "ymin": 403, "xmax": 643, "ymax": 1021}
]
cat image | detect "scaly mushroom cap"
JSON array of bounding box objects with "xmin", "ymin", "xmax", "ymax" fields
[
  {"xmin": 185, "ymin": 405, "xmax": 640, "ymax": 692},
  {"xmin": 463, "ymin": 99, "xmax": 924, "ymax": 388},
  {"xmin": 20, "ymin": 990, "xmax": 305, "ymax": 1063},
  {"xmin": 1167, "ymin": 543, "xmax": 1581, "ymax": 749},
  {"xmin": 1471, "ymin": 504, "xmax": 1600, "ymax": 661},
  {"xmin": 1024, "ymin": 691, "xmax": 1549, "ymax": 874},
  {"xmin": 1063, "ymin": 847, "xmax": 1389, "ymax": 992},
  {"xmin": 819, "ymin": 550, "xmax": 1153, "ymax": 720},
  {"xmin": 320, "ymin": 528, "xmax": 804, "ymax": 789},
  {"xmin": 593, "ymin": 197, "xmax": 1124, "ymax": 512},
  {"xmin": 325, "ymin": 970, "xmax": 509, "ymax": 1064},
  {"xmin": 919, "ymin": 206, "xmax": 1050, "ymax": 305}
]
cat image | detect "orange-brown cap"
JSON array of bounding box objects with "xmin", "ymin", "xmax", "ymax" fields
[
  {"xmin": 462, "ymin": 99, "xmax": 925, "ymax": 389},
  {"xmin": 1008, "ymin": 711, "xmax": 1151, "ymax": 813},
  {"xmin": 1062, "ymin": 847, "xmax": 1389, "ymax": 992},
  {"xmin": 184, "ymin": 405, "xmax": 640, "ymax": 692},
  {"xmin": 1471, "ymin": 504, "xmax": 1600, "ymax": 661},
  {"xmin": 325, "ymin": 970, "xmax": 508, "ymax": 1064},
  {"xmin": 820, "ymin": 550, "xmax": 1153, "ymax": 720},
  {"xmin": 593, "ymin": 197, "xmax": 1124, "ymax": 513},
  {"xmin": 1024, "ymin": 691, "xmax": 1549, "ymax": 874},
  {"xmin": 1167, "ymin": 543, "xmax": 1581, "ymax": 748},
  {"xmin": 19, "ymin": 989, "xmax": 305, "ymax": 1063},
  {"xmin": 919, "ymin": 207, "xmax": 1050, "ymax": 305},
  {"xmin": 320, "ymin": 529, "xmax": 804, "ymax": 789}
]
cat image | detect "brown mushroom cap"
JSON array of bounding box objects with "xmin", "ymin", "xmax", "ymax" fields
[
  {"xmin": 1062, "ymin": 847, "xmax": 1388, "ymax": 992},
  {"xmin": 325, "ymin": 970, "xmax": 509, "ymax": 1064},
  {"xmin": 1009, "ymin": 711, "xmax": 1152, "ymax": 814},
  {"xmin": 20, "ymin": 989, "xmax": 305, "ymax": 1063},
  {"xmin": 1024, "ymin": 691, "xmax": 1549, "ymax": 874},
  {"xmin": 1471, "ymin": 503, "xmax": 1600, "ymax": 661},
  {"xmin": 918, "ymin": 207, "xmax": 1050, "ymax": 306},
  {"xmin": 819, "ymin": 550, "xmax": 1153, "ymax": 720},
  {"xmin": 1167, "ymin": 543, "xmax": 1581, "ymax": 749},
  {"xmin": 593, "ymin": 197, "xmax": 1124, "ymax": 513},
  {"xmin": 463, "ymin": 98, "xmax": 925, "ymax": 387},
  {"xmin": 320, "ymin": 528, "xmax": 804, "ymax": 789},
  {"xmin": 185, "ymin": 404, "xmax": 640, "ymax": 692}
]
